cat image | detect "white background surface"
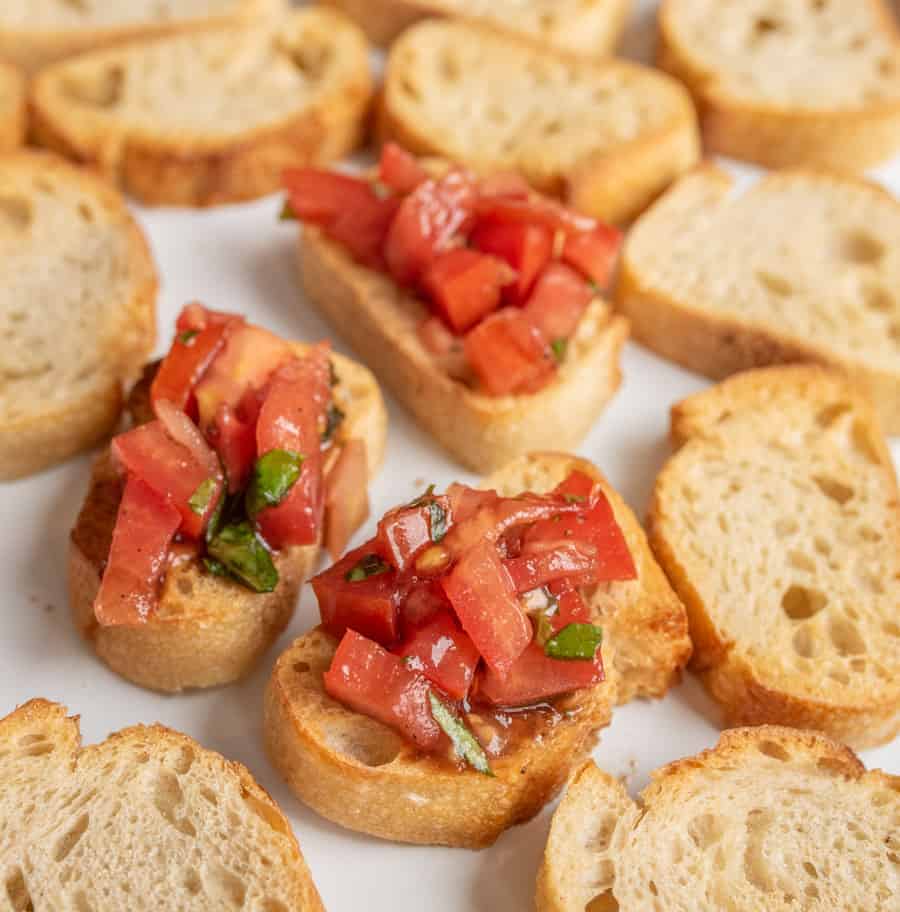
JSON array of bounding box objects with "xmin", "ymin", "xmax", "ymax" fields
[{"xmin": 3, "ymin": 1, "xmax": 900, "ymax": 909}]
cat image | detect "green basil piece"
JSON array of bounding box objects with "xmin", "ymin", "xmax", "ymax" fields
[
  {"xmin": 246, "ymin": 450, "xmax": 304, "ymax": 518},
  {"xmin": 177, "ymin": 329, "xmax": 199, "ymax": 345},
  {"xmin": 322, "ymin": 403, "xmax": 345, "ymax": 443},
  {"xmin": 188, "ymin": 478, "xmax": 217, "ymax": 516},
  {"xmin": 345, "ymin": 553, "xmax": 391, "ymax": 582},
  {"xmin": 207, "ymin": 522, "xmax": 279, "ymax": 593},
  {"xmin": 409, "ymin": 484, "xmax": 436, "ymax": 507},
  {"xmin": 279, "ymin": 200, "xmax": 297, "ymax": 221},
  {"xmin": 544, "ymin": 623, "xmax": 603, "ymax": 661},
  {"xmin": 427, "ymin": 500, "xmax": 448, "ymax": 543},
  {"xmin": 428, "ymin": 693, "xmax": 493, "ymax": 777},
  {"xmin": 550, "ymin": 338, "xmax": 567, "ymax": 364}
]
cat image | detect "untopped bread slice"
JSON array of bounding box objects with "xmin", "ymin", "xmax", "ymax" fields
[
  {"xmin": 0, "ymin": 698, "xmax": 324, "ymax": 910},
  {"xmin": 0, "ymin": 0, "xmax": 284, "ymax": 74},
  {"xmin": 617, "ymin": 166, "xmax": 900, "ymax": 433},
  {"xmin": 650, "ymin": 365, "xmax": 900, "ymax": 749},
  {"xmin": 319, "ymin": 0, "xmax": 631, "ymax": 56},
  {"xmin": 0, "ymin": 151, "xmax": 156, "ymax": 480},
  {"xmin": 264, "ymin": 452, "xmax": 691, "ymax": 848},
  {"xmin": 658, "ymin": 0, "xmax": 900, "ymax": 170},
  {"xmin": 30, "ymin": 7, "xmax": 373, "ymax": 206},
  {"xmin": 0, "ymin": 62, "xmax": 25, "ymax": 151},
  {"xmin": 378, "ymin": 20, "xmax": 700, "ymax": 224},
  {"xmin": 537, "ymin": 726, "xmax": 900, "ymax": 912}
]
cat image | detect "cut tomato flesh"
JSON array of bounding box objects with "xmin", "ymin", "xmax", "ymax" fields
[
  {"xmin": 206, "ymin": 395, "xmax": 259, "ymax": 493},
  {"xmin": 175, "ymin": 303, "xmax": 240, "ymax": 334},
  {"xmin": 400, "ymin": 579, "xmax": 453, "ymax": 631},
  {"xmin": 470, "ymin": 218, "xmax": 552, "ymax": 305},
  {"xmin": 375, "ymin": 494, "xmax": 451, "ymax": 571},
  {"xmin": 441, "ymin": 540, "xmax": 531, "ymax": 677},
  {"xmin": 475, "ymin": 195, "xmax": 596, "ymax": 235},
  {"xmin": 523, "ymin": 263, "xmax": 592, "ymax": 344},
  {"xmin": 422, "ymin": 248, "xmax": 509, "ymax": 334},
  {"xmin": 379, "ymin": 142, "xmax": 428, "ymax": 194},
  {"xmin": 324, "ymin": 630, "xmax": 441, "ymax": 750},
  {"xmin": 549, "ymin": 584, "xmax": 592, "ymax": 630},
  {"xmin": 323, "ymin": 438, "xmax": 370, "ymax": 561},
  {"xmin": 327, "ymin": 193, "xmax": 401, "ymax": 270},
  {"xmin": 561, "ymin": 224, "xmax": 622, "ymax": 288},
  {"xmin": 396, "ymin": 611, "xmax": 479, "ymax": 701},
  {"xmin": 505, "ymin": 540, "xmax": 598, "ymax": 592},
  {"xmin": 283, "ymin": 169, "xmax": 378, "ymax": 223},
  {"xmin": 93, "ymin": 477, "xmax": 182, "ymax": 626}
]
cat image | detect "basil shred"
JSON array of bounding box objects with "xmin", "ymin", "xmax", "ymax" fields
[
  {"xmin": 206, "ymin": 522, "xmax": 278, "ymax": 593},
  {"xmin": 409, "ymin": 485, "xmax": 448, "ymax": 543},
  {"xmin": 550, "ymin": 337, "xmax": 567, "ymax": 364},
  {"xmin": 246, "ymin": 450, "xmax": 304, "ymax": 518},
  {"xmin": 177, "ymin": 329, "xmax": 199, "ymax": 345},
  {"xmin": 544, "ymin": 623, "xmax": 603, "ymax": 661},
  {"xmin": 428, "ymin": 693, "xmax": 493, "ymax": 776},
  {"xmin": 345, "ymin": 553, "xmax": 391, "ymax": 582},
  {"xmin": 188, "ymin": 478, "xmax": 217, "ymax": 516}
]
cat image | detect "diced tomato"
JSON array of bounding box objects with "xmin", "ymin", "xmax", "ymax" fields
[
  {"xmin": 175, "ymin": 303, "xmax": 240, "ymax": 334},
  {"xmin": 523, "ymin": 263, "xmax": 592, "ymax": 344},
  {"xmin": 441, "ymin": 540, "xmax": 531, "ymax": 676},
  {"xmin": 375, "ymin": 494, "xmax": 451, "ymax": 571},
  {"xmin": 323, "ymin": 438, "xmax": 370, "ymax": 561},
  {"xmin": 445, "ymin": 484, "xmax": 500, "ymax": 523},
  {"xmin": 324, "ymin": 630, "xmax": 441, "ymax": 750},
  {"xmin": 205, "ymin": 395, "xmax": 259, "ymax": 493},
  {"xmin": 550, "ymin": 585, "xmax": 592, "ymax": 629},
  {"xmin": 396, "ymin": 612, "xmax": 479, "ymax": 700},
  {"xmin": 474, "ymin": 640, "xmax": 604, "ymax": 707},
  {"xmin": 470, "ymin": 218, "xmax": 552, "ymax": 305},
  {"xmin": 254, "ymin": 347, "xmax": 331, "ymax": 549},
  {"xmin": 463, "ymin": 308, "xmax": 553, "ymax": 396},
  {"xmin": 313, "ymin": 544, "xmax": 399, "ymax": 645},
  {"xmin": 153, "ymin": 399, "xmax": 220, "ymax": 478},
  {"xmin": 384, "ymin": 171, "xmax": 478, "ymax": 286},
  {"xmin": 400, "ymin": 579, "xmax": 452, "ymax": 630},
  {"xmin": 504, "ymin": 540, "xmax": 598, "ymax": 593},
  {"xmin": 379, "ymin": 143, "xmax": 428, "ymax": 194},
  {"xmin": 93, "ymin": 477, "xmax": 182, "ymax": 626},
  {"xmin": 328, "ymin": 193, "xmax": 402, "ymax": 270},
  {"xmin": 475, "ymin": 194, "xmax": 596, "ymax": 235},
  {"xmin": 421, "ymin": 248, "xmax": 510, "ymax": 334},
  {"xmin": 283, "ymin": 169, "xmax": 377, "ymax": 223},
  {"xmin": 561, "ymin": 224, "xmax": 622, "ymax": 288}
]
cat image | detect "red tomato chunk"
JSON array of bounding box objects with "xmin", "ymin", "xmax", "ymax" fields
[
  {"xmin": 523, "ymin": 263, "xmax": 593, "ymax": 344},
  {"xmin": 561, "ymin": 224, "xmax": 623, "ymax": 288},
  {"xmin": 379, "ymin": 142, "xmax": 428, "ymax": 194},
  {"xmin": 470, "ymin": 218, "xmax": 552, "ymax": 305},
  {"xmin": 375, "ymin": 494, "xmax": 452, "ymax": 571},
  {"xmin": 397, "ymin": 612, "xmax": 479, "ymax": 700},
  {"xmin": 422, "ymin": 249, "xmax": 510, "ymax": 334}
]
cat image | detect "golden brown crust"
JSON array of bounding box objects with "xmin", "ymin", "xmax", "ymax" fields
[{"xmin": 0, "ymin": 62, "xmax": 25, "ymax": 151}]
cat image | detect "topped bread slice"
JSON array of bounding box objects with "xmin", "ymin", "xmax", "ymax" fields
[{"xmin": 0, "ymin": 62, "xmax": 25, "ymax": 151}]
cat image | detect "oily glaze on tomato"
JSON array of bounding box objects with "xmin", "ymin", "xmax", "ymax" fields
[
  {"xmin": 470, "ymin": 218, "xmax": 552, "ymax": 305},
  {"xmin": 398, "ymin": 611, "xmax": 479, "ymax": 700},
  {"xmin": 375, "ymin": 493, "xmax": 452, "ymax": 571},
  {"xmin": 523, "ymin": 263, "xmax": 593, "ymax": 345},
  {"xmin": 504, "ymin": 540, "xmax": 599, "ymax": 593},
  {"xmin": 422, "ymin": 248, "xmax": 511, "ymax": 334},
  {"xmin": 561, "ymin": 224, "xmax": 623, "ymax": 288}
]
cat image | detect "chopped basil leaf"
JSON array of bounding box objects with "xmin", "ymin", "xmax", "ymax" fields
[
  {"xmin": 428, "ymin": 693, "xmax": 493, "ymax": 777},
  {"xmin": 544, "ymin": 623, "xmax": 603, "ymax": 661},
  {"xmin": 246, "ymin": 450, "xmax": 304, "ymax": 518},
  {"xmin": 177, "ymin": 330, "xmax": 199, "ymax": 345},
  {"xmin": 322, "ymin": 403, "xmax": 345, "ymax": 443},
  {"xmin": 188, "ymin": 478, "xmax": 217, "ymax": 516},
  {"xmin": 205, "ymin": 488, "xmax": 226, "ymax": 544},
  {"xmin": 409, "ymin": 484, "xmax": 436, "ymax": 507},
  {"xmin": 562, "ymin": 493, "xmax": 586, "ymax": 504},
  {"xmin": 550, "ymin": 338, "xmax": 567, "ymax": 364},
  {"xmin": 207, "ymin": 521, "xmax": 278, "ymax": 593},
  {"xmin": 202, "ymin": 557, "xmax": 229, "ymax": 578},
  {"xmin": 279, "ymin": 200, "xmax": 297, "ymax": 221},
  {"xmin": 345, "ymin": 553, "xmax": 391, "ymax": 582},
  {"xmin": 409, "ymin": 485, "xmax": 447, "ymax": 543}
]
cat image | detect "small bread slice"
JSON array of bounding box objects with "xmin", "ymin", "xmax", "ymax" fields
[
  {"xmin": 318, "ymin": 0, "xmax": 631, "ymax": 56},
  {"xmin": 0, "ymin": 151, "xmax": 156, "ymax": 480},
  {"xmin": 0, "ymin": 62, "xmax": 25, "ymax": 150},
  {"xmin": 68, "ymin": 347, "xmax": 387, "ymax": 694},
  {"xmin": 264, "ymin": 452, "xmax": 691, "ymax": 848},
  {"xmin": 537, "ymin": 725, "xmax": 900, "ymax": 912},
  {"xmin": 650, "ymin": 365, "xmax": 900, "ymax": 749},
  {"xmin": 30, "ymin": 7, "xmax": 373, "ymax": 207},
  {"xmin": 378, "ymin": 20, "xmax": 700, "ymax": 224},
  {"xmin": 658, "ymin": 0, "xmax": 900, "ymax": 170},
  {"xmin": 0, "ymin": 698, "xmax": 324, "ymax": 910},
  {"xmin": 617, "ymin": 166, "xmax": 900, "ymax": 434}
]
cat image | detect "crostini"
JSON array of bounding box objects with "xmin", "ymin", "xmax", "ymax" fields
[
  {"xmin": 69, "ymin": 304, "xmax": 386, "ymax": 693},
  {"xmin": 265, "ymin": 452, "xmax": 691, "ymax": 848},
  {"xmin": 287, "ymin": 145, "xmax": 629, "ymax": 472}
]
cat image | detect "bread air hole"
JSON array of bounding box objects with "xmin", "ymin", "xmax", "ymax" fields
[
  {"xmin": 0, "ymin": 194, "xmax": 33, "ymax": 231},
  {"xmin": 792, "ymin": 625, "xmax": 821, "ymax": 659},
  {"xmin": 860, "ymin": 282, "xmax": 894, "ymax": 313},
  {"xmin": 752, "ymin": 17, "xmax": 781, "ymax": 39},
  {"xmin": 815, "ymin": 401, "xmax": 851, "ymax": 428},
  {"xmin": 757, "ymin": 740, "xmax": 791, "ymax": 762},
  {"xmin": 688, "ymin": 813, "xmax": 723, "ymax": 848},
  {"xmin": 755, "ymin": 270, "xmax": 794, "ymax": 297},
  {"xmin": 781, "ymin": 585, "xmax": 826, "ymax": 621},
  {"xmin": 153, "ymin": 769, "xmax": 197, "ymax": 837},
  {"xmin": 62, "ymin": 0, "xmax": 91, "ymax": 11},
  {"xmin": 828, "ymin": 617, "xmax": 866, "ymax": 656},
  {"xmin": 262, "ymin": 900, "xmax": 289, "ymax": 912},
  {"xmin": 586, "ymin": 893, "xmax": 619, "ymax": 912},
  {"xmin": 281, "ymin": 41, "xmax": 334, "ymax": 81},
  {"xmin": 813, "ymin": 475, "xmax": 854, "ymax": 505},
  {"xmin": 838, "ymin": 229, "xmax": 885, "ymax": 265},
  {"xmin": 63, "ymin": 65, "xmax": 124, "ymax": 108},
  {"xmin": 53, "ymin": 812, "xmax": 90, "ymax": 862},
  {"xmin": 74, "ymin": 891, "xmax": 93, "ymax": 912},
  {"xmin": 241, "ymin": 785, "xmax": 292, "ymax": 838},
  {"xmin": 203, "ymin": 861, "xmax": 246, "ymax": 910},
  {"xmin": 5, "ymin": 867, "xmax": 33, "ymax": 912}
]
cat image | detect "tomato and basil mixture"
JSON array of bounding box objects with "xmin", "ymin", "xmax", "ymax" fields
[
  {"xmin": 282, "ymin": 144, "xmax": 622, "ymax": 397},
  {"xmin": 94, "ymin": 304, "xmax": 367, "ymax": 627},
  {"xmin": 313, "ymin": 471, "xmax": 637, "ymax": 774}
]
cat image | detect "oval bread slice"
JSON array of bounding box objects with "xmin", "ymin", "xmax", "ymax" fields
[
  {"xmin": 0, "ymin": 62, "xmax": 25, "ymax": 150},
  {"xmin": 0, "ymin": 698, "xmax": 324, "ymax": 910},
  {"xmin": 537, "ymin": 726, "xmax": 900, "ymax": 912},
  {"xmin": 264, "ymin": 452, "xmax": 691, "ymax": 848},
  {"xmin": 650, "ymin": 365, "xmax": 900, "ymax": 749}
]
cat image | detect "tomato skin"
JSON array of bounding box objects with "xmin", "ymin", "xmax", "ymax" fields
[
  {"xmin": 504, "ymin": 540, "xmax": 598, "ymax": 593},
  {"xmin": 379, "ymin": 142, "xmax": 428, "ymax": 194},
  {"xmin": 323, "ymin": 439, "xmax": 370, "ymax": 561},
  {"xmin": 94, "ymin": 477, "xmax": 182, "ymax": 626},
  {"xmin": 205, "ymin": 395, "xmax": 259, "ymax": 493},
  {"xmin": 375, "ymin": 494, "xmax": 452, "ymax": 571},
  {"xmin": 324, "ymin": 630, "xmax": 441, "ymax": 750},
  {"xmin": 561, "ymin": 224, "xmax": 623, "ymax": 288},
  {"xmin": 474, "ymin": 194, "xmax": 596, "ymax": 235},
  {"xmin": 175, "ymin": 303, "xmax": 240, "ymax": 334},
  {"xmin": 549, "ymin": 584, "xmax": 592, "ymax": 630},
  {"xmin": 470, "ymin": 218, "xmax": 552, "ymax": 305},
  {"xmin": 397, "ymin": 611, "xmax": 479, "ymax": 700},
  {"xmin": 284, "ymin": 169, "xmax": 377, "ymax": 222},
  {"xmin": 522, "ymin": 263, "xmax": 592, "ymax": 344},
  {"xmin": 422, "ymin": 248, "xmax": 510, "ymax": 334},
  {"xmin": 400, "ymin": 579, "xmax": 452, "ymax": 631}
]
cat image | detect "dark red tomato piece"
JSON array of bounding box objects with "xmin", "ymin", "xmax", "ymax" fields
[
  {"xmin": 397, "ymin": 611, "xmax": 479, "ymax": 701},
  {"xmin": 470, "ymin": 218, "xmax": 552, "ymax": 305},
  {"xmin": 441, "ymin": 540, "xmax": 531, "ymax": 676},
  {"xmin": 175, "ymin": 303, "xmax": 241, "ymax": 334},
  {"xmin": 421, "ymin": 248, "xmax": 510, "ymax": 334},
  {"xmin": 379, "ymin": 143, "xmax": 428, "ymax": 194},
  {"xmin": 445, "ymin": 484, "xmax": 500, "ymax": 523},
  {"xmin": 313, "ymin": 544, "xmax": 399, "ymax": 645},
  {"xmin": 283, "ymin": 169, "xmax": 377, "ymax": 223},
  {"xmin": 474, "ymin": 640, "xmax": 604, "ymax": 707},
  {"xmin": 94, "ymin": 477, "xmax": 182, "ymax": 627},
  {"xmin": 384, "ymin": 171, "xmax": 478, "ymax": 286},
  {"xmin": 400, "ymin": 579, "xmax": 452, "ymax": 631},
  {"xmin": 327, "ymin": 193, "xmax": 402, "ymax": 270},
  {"xmin": 205, "ymin": 395, "xmax": 259, "ymax": 493},
  {"xmin": 474, "ymin": 194, "xmax": 596, "ymax": 235},
  {"xmin": 324, "ymin": 439, "xmax": 370, "ymax": 561},
  {"xmin": 522, "ymin": 263, "xmax": 592, "ymax": 344},
  {"xmin": 504, "ymin": 540, "xmax": 598, "ymax": 593},
  {"xmin": 324, "ymin": 630, "xmax": 441, "ymax": 750},
  {"xmin": 561, "ymin": 224, "xmax": 623, "ymax": 288},
  {"xmin": 549, "ymin": 584, "xmax": 592, "ymax": 630},
  {"xmin": 375, "ymin": 494, "xmax": 452, "ymax": 571},
  {"xmin": 463, "ymin": 308, "xmax": 553, "ymax": 396}
]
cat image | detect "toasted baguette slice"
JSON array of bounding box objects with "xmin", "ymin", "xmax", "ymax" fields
[
  {"xmin": 0, "ymin": 0, "xmax": 284, "ymax": 74},
  {"xmin": 68, "ymin": 347, "xmax": 387, "ymax": 694},
  {"xmin": 318, "ymin": 0, "xmax": 630, "ymax": 56},
  {"xmin": 0, "ymin": 151, "xmax": 156, "ymax": 480},
  {"xmin": 30, "ymin": 8, "xmax": 372, "ymax": 207},
  {"xmin": 0, "ymin": 62, "xmax": 25, "ymax": 150},
  {"xmin": 378, "ymin": 20, "xmax": 700, "ymax": 224},
  {"xmin": 264, "ymin": 452, "xmax": 691, "ymax": 848},
  {"xmin": 537, "ymin": 726, "xmax": 900, "ymax": 912},
  {"xmin": 658, "ymin": 0, "xmax": 900, "ymax": 170},
  {"xmin": 617, "ymin": 167, "xmax": 900, "ymax": 433},
  {"xmin": 650, "ymin": 366, "xmax": 900, "ymax": 749},
  {"xmin": 0, "ymin": 698, "xmax": 323, "ymax": 910}
]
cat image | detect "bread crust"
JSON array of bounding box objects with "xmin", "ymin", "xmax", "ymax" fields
[
  {"xmin": 0, "ymin": 62, "xmax": 25, "ymax": 151},
  {"xmin": 264, "ymin": 453, "xmax": 691, "ymax": 847}
]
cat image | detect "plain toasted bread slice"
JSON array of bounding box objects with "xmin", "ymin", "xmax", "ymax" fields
[
  {"xmin": 0, "ymin": 151, "xmax": 156, "ymax": 481},
  {"xmin": 658, "ymin": 0, "xmax": 900, "ymax": 170},
  {"xmin": 299, "ymin": 230, "xmax": 629, "ymax": 473},
  {"xmin": 537, "ymin": 725, "xmax": 900, "ymax": 912},
  {"xmin": 649, "ymin": 366, "xmax": 900, "ymax": 749},
  {"xmin": 30, "ymin": 7, "xmax": 373, "ymax": 207},
  {"xmin": 0, "ymin": 698, "xmax": 324, "ymax": 910},
  {"xmin": 264, "ymin": 452, "xmax": 691, "ymax": 848},
  {"xmin": 378, "ymin": 20, "xmax": 700, "ymax": 224},
  {"xmin": 0, "ymin": 0, "xmax": 284, "ymax": 74},
  {"xmin": 318, "ymin": 0, "xmax": 630, "ymax": 56},
  {"xmin": 68, "ymin": 347, "xmax": 387, "ymax": 694},
  {"xmin": 616, "ymin": 166, "xmax": 900, "ymax": 434},
  {"xmin": 0, "ymin": 62, "xmax": 25, "ymax": 151}
]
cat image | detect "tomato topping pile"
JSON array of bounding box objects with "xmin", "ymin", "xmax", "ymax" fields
[
  {"xmin": 94, "ymin": 305, "xmax": 364, "ymax": 628},
  {"xmin": 283, "ymin": 143, "xmax": 623, "ymax": 398},
  {"xmin": 312, "ymin": 470, "xmax": 637, "ymax": 773}
]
